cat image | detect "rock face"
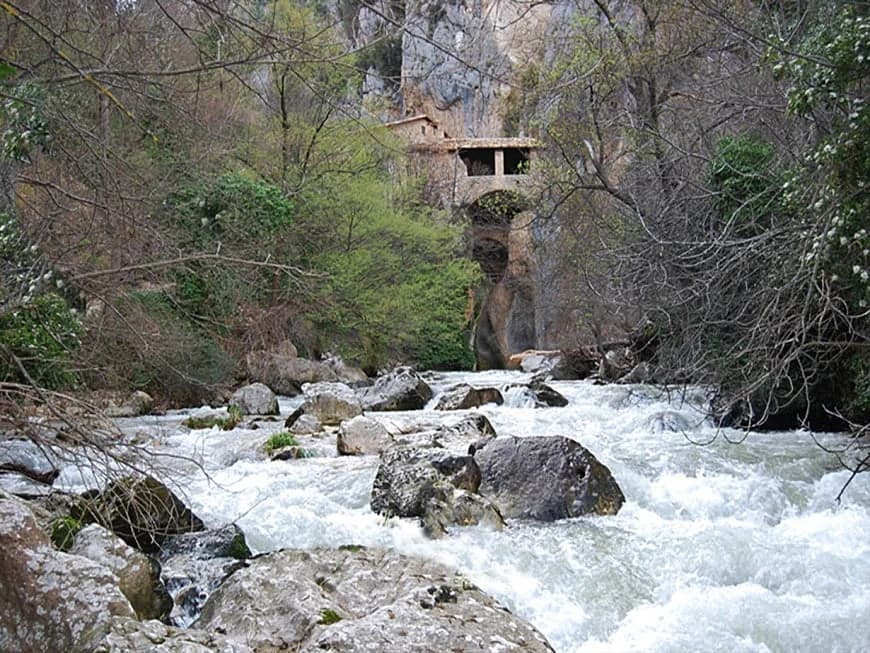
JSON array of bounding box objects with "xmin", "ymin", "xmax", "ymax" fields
[
  {"xmin": 361, "ymin": 367, "xmax": 433, "ymax": 411},
  {"xmin": 73, "ymin": 616, "xmax": 254, "ymax": 653},
  {"xmin": 0, "ymin": 494, "xmax": 135, "ymax": 652},
  {"xmin": 474, "ymin": 436, "xmax": 625, "ymax": 519},
  {"xmin": 69, "ymin": 524, "xmax": 171, "ymax": 620},
  {"xmin": 78, "ymin": 475, "xmax": 205, "ymax": 553},
  {"xmin": 434, "ymin": 384, "xmax": 503, "ymax": 410},
  {"xmin": 337, "ymin": 415, "xmax": 393, "ymax": 455},
  {"xmin": 229, "ymin": 382, "xmax": 278, "ymax": 415},
  {"xmin": 0, "ymin": 438, "xmax": 59, "ymax": 486},
  {"xmin": 302, "ymin": 382, "xmax": 363, "ymax": 425},
  {"xmin": 194, "ymin": 547, "xmax": 554, "ymax": 653}
]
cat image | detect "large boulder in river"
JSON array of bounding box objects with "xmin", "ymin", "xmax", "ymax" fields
[
  {"xmin": 229, "ymin": 382, "xmax": 278, "ymax": 415},
  {"xmin": 70, "ymin": 524, "xmax": 171, "ymax": 621},
  {"xmin": 76, "ymin": 475, "xmax": 205, "ymax": 553},
  {"xmin": 193, "ymin": 547, "xmax": 554, "ymax": 652},
  {"xmin": 473, "ymin": 436, "xmax": 625, "ymax": 519},
  {"xmin": 370, "ymin": 445, "xmax": 480, "ymax": 518},
  {"xmin": 302, "ymin": 382, "xmax": 362, "ymax": 425},
  {"xmin": 360, "ymin": 367, "xmax": 433, "ymax": 411},
  {"xmin": 434, "ymin": 384, "xmax": 503, "ymax": 410},
  {"xmin": 337, "ymin": 415, "xmax": 393, "ymax": 455},
  {"xmin": 431, "ymin": 413, "xmax": 497, "ymax": 453},
  {"xmin": 246, "ymin": 350, "xmax": 338, "ymax": 396},
  {"xmin": 0, "ymin": 494, "xmax": 136, "ymax": 651}
]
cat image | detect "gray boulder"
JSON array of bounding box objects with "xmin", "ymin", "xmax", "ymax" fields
[
  {"xmin": 194, "ymin": 547, "xmax": 554, "ymax": 653},
  {"xmin": 72, "ymin": 616, "xmax": 254, "ymax": 653},
  {"xmin": 434, "ymin": 384, "xmax": 503, "ymax": 410},
  {"xmin": 474, "ymin": 436, "xmax": 625, "ymax": 520},
  {"xmin": 289, "ymin": 413, "xmax": 322, "ymax": 435},
  {"xmin": 70, "ymin": 524, "xmax": 171, "ymax": 621},
  {"xmin": 0, "ymin": 495, "xmax": 136, "ymax": 652},
  {"xmin": 432, "ymin": 413, "xmax": 497, "ymax": 453},
  {"xmin": 337, "ymin": 416, "xmax": 393, "ymax": 455},
  {"xmin": 76, "ymin": 475, "xmax": 205, "ymax": 553},
  {"xmin": 105, "ymin": 391, "xmax": 154, "ymax": 418},
  {"xmin": 370, "ymin": 445, "xmax": 480, "ymax": 519},
  {"xmin": 302, "ymin": 382, "xmax": 362, "ymax": 426},
  {"xmin": 361, "ymin": 367, "xmax": 433, "ymax": 411},
  {"xmin": 229, "ymin": 382, "xmax": 278, "ymax": 416},
  {"xmin": 246, "ymin": 352, "xmax": 338, "ymax": 396}
]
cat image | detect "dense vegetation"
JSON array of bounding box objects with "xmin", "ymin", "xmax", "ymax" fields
[
  {"xmin": 526, "ymin": 0, "xmax": 868, "ymax": 430},
  {"xmin": 0, "ymin": 0, "xmax": 866, "ymax": 441},
  {"xmin": 0, "ymin": 0, "xmax": 477, "ymax": 406}
]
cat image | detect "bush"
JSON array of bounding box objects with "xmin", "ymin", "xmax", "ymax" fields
[
  {"xmin": 0, "ymin": 293, "xmax": 82, "ymax": 389},
  {"xmin": 264, "ymin": 430, "xmax": 299, "ymax": 453}
]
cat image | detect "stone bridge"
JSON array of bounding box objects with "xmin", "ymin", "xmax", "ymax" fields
[{"xmin": 385, "ymin": 116, "xmax": 544, "ymax": 369}]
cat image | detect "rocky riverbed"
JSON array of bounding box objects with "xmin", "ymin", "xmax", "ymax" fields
[{"xmin": 2, "ymin": 369, "xmax": 869, "ymax": 652}]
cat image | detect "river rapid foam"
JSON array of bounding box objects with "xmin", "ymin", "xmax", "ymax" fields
[{"xmin": 89, "ymin": 371, "xmax": 870, "ymax": 653}]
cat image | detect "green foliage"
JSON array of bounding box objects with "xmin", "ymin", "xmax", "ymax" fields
[
  {"xmin": 319, "ymin": 609, "xmax": 342, "ymax": 625},
  {"xmin": 0, "ymin": 293, "xmax": 82, "ymax": 389},
  {"xmin": 769, "ymin": 5, "xmax": 870, "ymax": 313},
  {"xmin": 50, "ymin": 515, "xmax": 83, "ymax": 551},
  {"xmin": 710, "ymin": 135, "xmax": 780, "ymax": 231},
  {"xmin": 0, "ymin": 82, "xmax": 50, "ymax": 161},
  {"xmin": 170, "ymin": 173, "xmax": 295, "ymax": 247},
  {"xmin": 264, "ymin": 430, "xmax": 299, "ymax": 453}
]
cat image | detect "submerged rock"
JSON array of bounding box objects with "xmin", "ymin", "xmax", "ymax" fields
[
  {"xmin": 229, "ymin": 382, "xmax": 278, "ymax": 416},
  {"xmin": 193, "ymin": 547, "xmax": 554, "ymax": 652},
  {"xmin": 0, "ymin": 494, "xmax": 135, "ymax": 652},
  {"xmin": 70, "ymin": 524, "xmax": 171, "ymax": 621},
  {"xmin": 434, "ymin": 383, "xmax": 503, "ymax": 410},
  {"xmin": 473, "ymin": 436, "xmax": 625, "ymax": 519},
  {"xmin": 360, "ymin": 367, "xmax": 433, "ymax": 411},
  {"xmin": 302, "ymin": 382, "xmax": 362, "ymax": 425}
]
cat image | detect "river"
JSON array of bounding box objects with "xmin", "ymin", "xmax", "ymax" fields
[{"xmin": 90, "ymin": 371, "xmax": 870, "ymax": 652}]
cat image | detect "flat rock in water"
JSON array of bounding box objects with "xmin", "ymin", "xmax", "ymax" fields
[
  {"xmin": 474, "ymin": 436, "xmax": 625, "ymax": 520},
  {"xmin": 193, "ymin": 547, "xmax": 554, "ymax": 653}
]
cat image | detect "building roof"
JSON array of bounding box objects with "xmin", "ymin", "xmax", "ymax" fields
[{"xmin": 383, "ymin": 114, "xmax": 440, "ymax": 129}]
